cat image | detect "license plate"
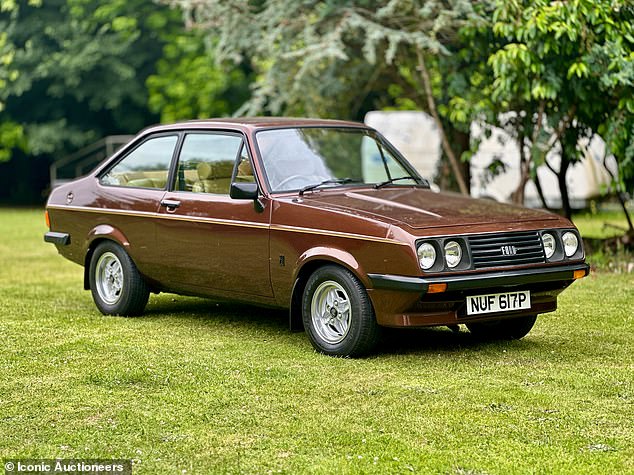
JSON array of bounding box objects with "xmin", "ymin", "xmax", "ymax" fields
[{"xmin": 466, "ymin": 291, "xmax": 531, "ymax": 315}]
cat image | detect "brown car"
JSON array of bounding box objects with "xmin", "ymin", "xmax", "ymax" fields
[{"xmin": 45, "ymin": 118, "xmax": 589, "ymax": 356}]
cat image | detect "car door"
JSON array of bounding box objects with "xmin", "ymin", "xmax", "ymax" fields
[
  {"xmin": 154, "ymin": 131, "xmax": 273, "ymax": 298},
  {"xmin": 95, "ymin": 133, "xmax": 178, "ymax": 276}
]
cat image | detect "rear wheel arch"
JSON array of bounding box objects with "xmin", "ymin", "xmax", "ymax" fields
[
  {"xmin": 83, "ymin": 226, "xmax": 131, "ymax": 290},
  {"xmin": 88, "ymin": 240, "xmax": 149, "ymax": 316}
]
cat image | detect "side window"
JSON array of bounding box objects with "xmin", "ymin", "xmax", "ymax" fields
[
  {"xmin": 234, "ymin": 143, "xmax": 255, "ymax": 183},
  {"xmin": 100, "ymin": 135, "xmax": 177, "ymax": 189},
  {"xmin": 175, "ymin": 133, "xmax": 243, "ymax": 194}
]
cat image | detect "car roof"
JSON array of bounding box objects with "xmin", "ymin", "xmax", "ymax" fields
[{"xmin": 140, "ymin": 117, "xmax": 368, "ymax": 135}]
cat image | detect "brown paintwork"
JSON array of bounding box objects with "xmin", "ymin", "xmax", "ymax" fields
[{"xmin": 45, "ymin": 118, "xmax": 587, "ymax": 328}]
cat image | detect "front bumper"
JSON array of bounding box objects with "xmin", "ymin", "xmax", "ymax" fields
[
  {"xmin": 368, "ymin": 263, "xmax": 589, "ymax": 293},
  {"xmin": 367, "ymin": 263, "xmax": 589, "ymax": 328}
]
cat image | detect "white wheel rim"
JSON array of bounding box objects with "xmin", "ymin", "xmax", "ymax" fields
[
  {"xmin": 310, "ymin": 280, "xmax": 351, "ymax": 344},
  {"xmin": 95, "ymin": 252, "xmax": 124, "ymax": 305}
]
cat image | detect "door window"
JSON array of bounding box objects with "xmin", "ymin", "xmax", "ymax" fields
[
  {"xmin": 100, "ymin": 135, "xmax": 178, "ymax": 189},
  {"xmin": 174, "ymin": 133, "xmax": 244, "ymax": 194}
]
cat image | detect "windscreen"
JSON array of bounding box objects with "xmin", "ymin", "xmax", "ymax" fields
[{"xmin": 256, "ymin": 127, "xmax": 420, "ymax": 192}]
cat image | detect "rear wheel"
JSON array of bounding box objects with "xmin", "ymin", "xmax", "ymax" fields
[
  {"xmin": 467, "ymin": 314, "xmax": 537, "ymax": 340},
  {"xmin": 89, "ymin": 241, "xmax": 149, "ymax": 316},
  {"xmin": 302, "ymin": 265, "xmax": 380, "ymax": 357}
]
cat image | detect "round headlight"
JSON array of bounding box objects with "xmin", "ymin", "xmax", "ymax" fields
[
  {"xmin": 562, "ymin": 231, "xmax": 579, "ymax": 257},
  {"xmin": 417, "ymin": 242, "xmax": 436, "ymax": 270},
  {"xmin": 444, "ymin": 241, "xmax": 462, "ymax": 268},
  {"xmin": 542, "ymin": 233, "xmax": 556, "ymax": 259}
]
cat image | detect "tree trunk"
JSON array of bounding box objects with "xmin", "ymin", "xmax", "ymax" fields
[
  {"xmin": 616, "ymin": 190, "xmax": 634, "ymax": 236},
  {"xmin": 511, "ymin": 133, "xmax": 530, "ymax": 205},
  {"xmin": 416, "ymin": 50, "xmax": 469, "ymax": 195},
  {"xmin": 532, "ymin": 170, "xmax": 550, "ymax": 209},
  {"xmin": 451, "ymin": 128, "xmax": 471, "ymax": 192},
  {"xmin": 558, "ymin": 147, "xmax": 572, "ymax": 219},
  {"xmin": 602, "ymin": 148, "xmax": 634, "ymax": 235}
]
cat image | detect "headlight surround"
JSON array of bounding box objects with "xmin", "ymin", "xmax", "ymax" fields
[
  {"xmin": 542, "ymin": 232, "xmax": 556, "ymax": 259},
  {"xmin": 444, "ymin": 240, "xmax": 462, "ymax": 268},
  {"xmin": 417, "ymin": 242, "xmax": 436, "ymax": 270},
  {"xmin": 562, "ymin": 231, "xmax": 579, "ymax": 257}
]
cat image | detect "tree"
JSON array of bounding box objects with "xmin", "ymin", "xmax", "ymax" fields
[
  {"xmin": 0, "ymin": 3, "xmax": 26, "ymax": 161},
  {"xmin": 487, "ymin": 0, "xmax": 634, "ymax": 219},
  {"xmin": 166, "ymin": 0, "xmax": 493, "ymax": 194},
  {"xmin": 0, "ymin": 0, "xmax": 253, "ymax": 203},
  {"xmin": 146, "ymin": 30, "xmax": 252, "ymax": 123},
  {"xmin": 0, "ymin": 0, "xmax": 178, "ymax": 159}
]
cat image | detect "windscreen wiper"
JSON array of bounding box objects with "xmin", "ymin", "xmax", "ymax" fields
[
  {"xmin": 299, "ymin": 178, "xmax": 359, "ymax": 196},
  {"xmin": 374, "ymin": 176, "xmax": 427, "ymax": 189}
]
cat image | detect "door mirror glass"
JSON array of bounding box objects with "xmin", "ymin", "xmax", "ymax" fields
[{"xmin": 230, "ymin": 182, "xmax": 258, "ymax": 200}]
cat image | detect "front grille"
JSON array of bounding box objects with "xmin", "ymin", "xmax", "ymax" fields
[{"xmin": 468, "ymin": 231, "xmax": 545, "ymax": 269}]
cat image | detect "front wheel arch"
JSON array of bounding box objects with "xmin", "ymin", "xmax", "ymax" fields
[
  {"xmin": 289, "ymin": 257, "xmax": 369, "ymax": 332},
  {"xmin": 301, "ymin": 264, "xmax": 381, "ymax": 357}
]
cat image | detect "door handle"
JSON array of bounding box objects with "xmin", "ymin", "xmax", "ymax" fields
[{"xmin": 160, "ymin": 199, "xmax": 181, "ymax": 209}]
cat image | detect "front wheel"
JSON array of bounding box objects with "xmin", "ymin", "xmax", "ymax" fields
[
  {"xmin": 89, "ymin": 241, "xmax": 149, "ymax": 316},
  {"xmin": 467, "ymin": 314, "xmax": 537, "ymax": 340},
  {"xmin": 302, "ymin": 265, "xmax": 380, "ymax": 357}
]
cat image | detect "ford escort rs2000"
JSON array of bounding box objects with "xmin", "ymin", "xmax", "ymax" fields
[{"xmin": 45, "ymin": 118, "xmax": 589, "ymax": 356}]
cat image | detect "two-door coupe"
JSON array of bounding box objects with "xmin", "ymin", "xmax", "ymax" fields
[{"xmin": 45, "ymin": 118, "xmax": 589, "ymax": 356}]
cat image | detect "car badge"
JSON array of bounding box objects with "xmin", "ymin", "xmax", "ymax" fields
[{"xmin": 501, "ymin": 245, "xmax": 517, "ymax": 256}]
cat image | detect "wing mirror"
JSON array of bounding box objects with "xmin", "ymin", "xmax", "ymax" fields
[{"xmin": 230, "ymin": 182, "xmax": 259, "ymax": 200}]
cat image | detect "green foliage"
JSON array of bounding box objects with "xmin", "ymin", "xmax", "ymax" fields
[
  {"xmin": 166, "ymin": 0, "xmax": 484, "ymax": 118},
  {"xmin": 0, "ymin": 120, "xmax": 25, "ymax": 160},
  {"xmin": 0, "ymin": 0, "xmax": 182, "ymax": 160},
  {"xmin": 489, "ymin": 0, "xmax": 633, "ymax": 161},
  {"xmin": 146, "ymin": 32, "xmax": 251, "ymax": 123}
]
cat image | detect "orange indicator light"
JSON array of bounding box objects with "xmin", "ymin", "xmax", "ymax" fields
[
  {"xmin": 573, "ymin": 269, "xmax": 587, "ymax": 280},
  {"xmin": 45, "ymin": 210, "xmax": 50, "ymax": 229},
  {"xmin": 428, "ymin": 283, "xmax": 448, "ymax": 294}
]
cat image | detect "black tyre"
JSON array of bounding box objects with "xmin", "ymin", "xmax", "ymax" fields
[
  {"xmin": 302, "ymin": 265, "xmax": 380, "ymax": 357},
  {"xmin": 467, "ymin": 314, "xmax": 537, "ymax": 340},
  {"xmin": 89, "ymin": 241, "xmax": 149, "ymax": 316}
]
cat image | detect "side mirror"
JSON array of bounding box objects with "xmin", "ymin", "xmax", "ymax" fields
[{"xmin": 230, "ymin": 182, "xmax": 259, "ymax": 200}]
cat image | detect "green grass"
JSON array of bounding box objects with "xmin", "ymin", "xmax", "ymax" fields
[
  {"xmin": 1, "ymin": 208, "xmax": 633, "ymax": 474},
  {"xmin": 572, "ymin": 209, "xmax": 631, "ymax": 239},
  {"xmin": 572, "ymin": 209, "xmax": 634, "ymax": 272}
]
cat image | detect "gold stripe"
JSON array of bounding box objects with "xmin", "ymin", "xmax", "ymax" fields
[
  {"xmin": 270, "ymin": 224, "xmax": 407, "ymax": 245},
  {"xmin": 48, "ymin": 204, "xmax": 406, "ymax": 244},
  {"xmin": 47, "ymin": 204, "xmax": 268, "ymax": 230}
]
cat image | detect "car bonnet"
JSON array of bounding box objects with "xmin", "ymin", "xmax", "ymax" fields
[{"xmin": 293, "ymin": 187, "xmax": 561, "ymax": 230}]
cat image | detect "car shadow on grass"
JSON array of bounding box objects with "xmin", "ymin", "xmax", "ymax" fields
[
  {"xmin": 143, "ymin": 295, "xmax": 289, "ymax": 331},
  {"xmin": 376, "ymin": 326, "xmax": 543, "ymax": 356},
  {"xmin": 140, "ymin": 294, "xmax": 548, "ymax": 357}
]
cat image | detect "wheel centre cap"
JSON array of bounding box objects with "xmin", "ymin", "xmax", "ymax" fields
[{"xmin": 330, "ymin": 307, "xmax": 338, "ymax": 317}]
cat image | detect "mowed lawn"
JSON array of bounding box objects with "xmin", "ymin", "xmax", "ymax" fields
[{"xmin": 1, "ymin": 208, "xmax": 632, "ymax": 474}]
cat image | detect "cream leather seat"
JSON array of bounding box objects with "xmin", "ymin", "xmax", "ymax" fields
[{"xmin": 192, "ymin": 160, "xmax": 234, "ymax": 194}]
